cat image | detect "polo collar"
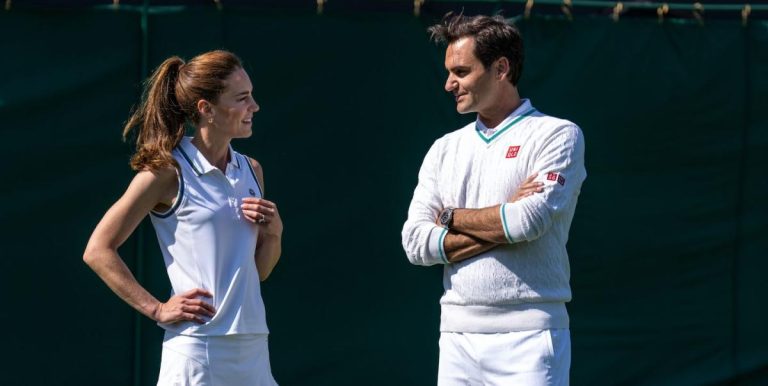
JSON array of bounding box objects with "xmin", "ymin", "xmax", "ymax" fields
[
  {"xmin": 177, "ymin": 136, "xmax": 240, "ymax": 177},
  {"xmin": 475, "ymin": 98, "xmax": 537, "ymax": 144}
]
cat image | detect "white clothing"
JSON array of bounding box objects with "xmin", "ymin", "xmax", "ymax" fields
[
  {"xmin": 401, "ymin": 99, "xmax": 587, "ymax": 333},
  {"xmin": 150, "ymin": 137, "xmax": 268, "ymax": 336},
  {"xmin": 157, "ymin": 331, "xmax": 278, "ymax": 386},
  {"xmin": 437, "ymin": 329, "xmax": 571, "ymax": 386}
]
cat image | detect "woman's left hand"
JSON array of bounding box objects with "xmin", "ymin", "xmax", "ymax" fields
[{"xmin": 241, "ymin": 197, "xmax": 283, "ymax": 236}]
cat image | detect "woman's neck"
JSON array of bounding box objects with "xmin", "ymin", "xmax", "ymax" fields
[{"xmin": 191, "ymin": 132, "xmax": 231, "ymax": 172}]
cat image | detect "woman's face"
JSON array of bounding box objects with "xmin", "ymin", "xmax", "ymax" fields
[{"xmin": 208, "ymin": 67, "xmax": 260, "ymax": 139}]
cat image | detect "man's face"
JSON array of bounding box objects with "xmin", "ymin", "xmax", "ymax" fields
[{"xmin": 444, "ymin": 37, "xmax": 496, "ymax": 115}]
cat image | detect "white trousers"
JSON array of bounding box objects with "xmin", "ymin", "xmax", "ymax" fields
[
  {"xmin": 157, "ymin": 332, "xmax": 278, "ymax": 386},
  {"xmin": 438, "ymin": 329, "xmax": 570, "ymax": 386}
]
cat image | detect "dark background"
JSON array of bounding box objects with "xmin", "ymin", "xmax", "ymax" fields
[{"xmin": 1, "ymin": 1, "xmax": 766, "ymax": 385}]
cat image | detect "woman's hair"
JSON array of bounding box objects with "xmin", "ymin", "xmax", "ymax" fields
[{"xmin": 123, "ymin": 50, "xmax": 243, "ymax": 171}]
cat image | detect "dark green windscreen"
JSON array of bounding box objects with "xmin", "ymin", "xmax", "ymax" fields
[{"xmin": 1, "ymin": 7, "xmax": 766, "ymax": 386}]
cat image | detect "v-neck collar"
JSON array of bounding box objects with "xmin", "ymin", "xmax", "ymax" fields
[{"xmin": 475, "ymin": 99, "xmax": 537, "ymax": 144}]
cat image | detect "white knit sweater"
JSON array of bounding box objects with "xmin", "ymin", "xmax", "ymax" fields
[{"xmin": 401, "ymin": 99, "xmax": 586, "ymax": 333}]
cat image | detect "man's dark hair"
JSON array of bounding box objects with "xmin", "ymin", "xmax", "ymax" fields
[{"xmin": 428, "ymin": 13, "xmax": 524, "ymax": 86}]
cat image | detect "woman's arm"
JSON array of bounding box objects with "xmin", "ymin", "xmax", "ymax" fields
[
  {"xmin": 241, "ymin": 157, "xmax": 283, "ymax": 281},
  {"xmin": 83, "ymin": 167, "xmax": 215, "ymax": 323}
]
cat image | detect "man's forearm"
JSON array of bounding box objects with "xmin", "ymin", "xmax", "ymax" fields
[
  {"xmin": 444, "ymin": 230, "xmax": 500, "ymax": 263},
  {"xmin": 450, "ymin": 205, "xmax": 510, "ymax": 243}
]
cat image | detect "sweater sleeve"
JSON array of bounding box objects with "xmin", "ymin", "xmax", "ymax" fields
[
  {"xmin": 500, "ymin": 123, "xmax": 587, "ymax": 243},
  {"xmin": 401, "ymin": 141, "xmax": 450, "ymax": 266}
]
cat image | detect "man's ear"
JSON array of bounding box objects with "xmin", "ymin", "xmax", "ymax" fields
[{"xmin": 495, "ymin": 57, "xmax": 510, "ymax": 81}]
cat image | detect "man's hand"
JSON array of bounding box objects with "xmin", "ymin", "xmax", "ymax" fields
[
  {"xmin": 152, "ymin": 288, "xmax": 216, "ymax": 324},
  {"xmin": 510, "ymin": 173, "xmax": 543, "ymax": 202}
]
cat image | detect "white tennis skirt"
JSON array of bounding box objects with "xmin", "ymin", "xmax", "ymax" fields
[{"xmin": 157, "ymin": 331, "xmax": 278, "ymax": 386}]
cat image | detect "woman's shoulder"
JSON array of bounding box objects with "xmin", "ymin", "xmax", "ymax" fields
[
  {"xmin": 132, "ymin": 165, "xmax": 179, "ymax": 195},
  {"xmin": 237, "ymin": 153, "xmax": 265, "ymax": 192},
  {"xmin": 234, "ymin": 152, "xmax": 262, "ymax": 173},
  {"xmin": 133, "ymin": 165, "xmax": 180, "ymax": 210},
  {"xmin": 138, "ymin": 164, "xmax": 178, "ymax": 180}
]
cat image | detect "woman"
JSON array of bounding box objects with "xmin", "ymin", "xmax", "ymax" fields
[{"xmin": 83, "ymin": 50, "xmax": 282, "ymax": 385}]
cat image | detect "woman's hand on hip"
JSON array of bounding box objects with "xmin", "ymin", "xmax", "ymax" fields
[{"xmin": 152, "ymin": 288, "xmax": 216, "ymax": 324}]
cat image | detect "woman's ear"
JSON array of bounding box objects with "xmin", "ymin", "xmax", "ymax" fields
[{"xmin": 197, "ymin": 99, "xmax": 213, "ymax": 116}]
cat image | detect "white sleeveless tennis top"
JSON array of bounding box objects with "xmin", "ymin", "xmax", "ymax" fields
[{"xmin": 150, "ymin": 136, "xmax": 268, "ymax": 336}]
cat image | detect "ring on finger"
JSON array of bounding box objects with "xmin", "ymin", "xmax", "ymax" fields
[{"xmin": 258, "ymin": 213, "xmax": 267, "ymax": 224}]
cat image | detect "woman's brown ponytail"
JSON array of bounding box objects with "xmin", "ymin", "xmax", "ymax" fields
[{"xmin": 123, "ymin": 57, "xmax": 186, "ymax": 171}]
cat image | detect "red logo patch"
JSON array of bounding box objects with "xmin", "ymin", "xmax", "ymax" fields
[
  {"xmin": 547, "ymin": 172, "xmax": 565, "ymax": 186},
  {"xmin": 505, "ymin": 146, "xmax": 520, "ymax": 159}
]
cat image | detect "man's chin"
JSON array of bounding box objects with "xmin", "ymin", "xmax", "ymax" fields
[{"xmin": 456, "ymin": 105, "xmax": 474, "ymax": 114}]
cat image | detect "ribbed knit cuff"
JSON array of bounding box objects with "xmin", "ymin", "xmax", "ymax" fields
[
  {"xmin": 428, "ymin": 226, "xmax": 450, "ymax": 264},
  {"xmin": 500, "ymin": 203, "xmax": 526, "ymax": 243}
]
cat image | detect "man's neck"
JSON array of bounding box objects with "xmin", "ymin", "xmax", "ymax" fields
[{"xmin": 478, "ymin": 94, "xmax": 522, "ymax": 129}]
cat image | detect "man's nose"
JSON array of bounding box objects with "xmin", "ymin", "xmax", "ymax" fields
[{"xmin": 445, "ymin": 76, "xmax": 457, "ymax": 92}]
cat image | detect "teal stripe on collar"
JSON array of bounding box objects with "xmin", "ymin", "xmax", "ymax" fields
[{"xmin": 476, "ymin": 108, "xmax": 537, "ymax": 144}]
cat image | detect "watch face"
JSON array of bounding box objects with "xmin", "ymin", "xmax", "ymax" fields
[{"xmin": 440, "ymin": 209, "xmax": 452, "ymax": 226}]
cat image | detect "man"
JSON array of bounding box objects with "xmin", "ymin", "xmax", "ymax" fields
[{"xmin": 401, "ymin": 14, "xmax": 586, "ymax": 385}]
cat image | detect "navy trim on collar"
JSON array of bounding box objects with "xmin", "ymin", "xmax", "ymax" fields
[
  {"xmin": 178, "ymin": 147, "xmax": 202, "ymax": 176},
  {"xmin": 177, "ymin": 137, "xmax": 240, "ymax": 176}
]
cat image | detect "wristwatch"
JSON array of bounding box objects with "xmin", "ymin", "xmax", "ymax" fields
[{"xmin": 439, "ymin": 207, "xmax": 455, "ymax": 229}]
